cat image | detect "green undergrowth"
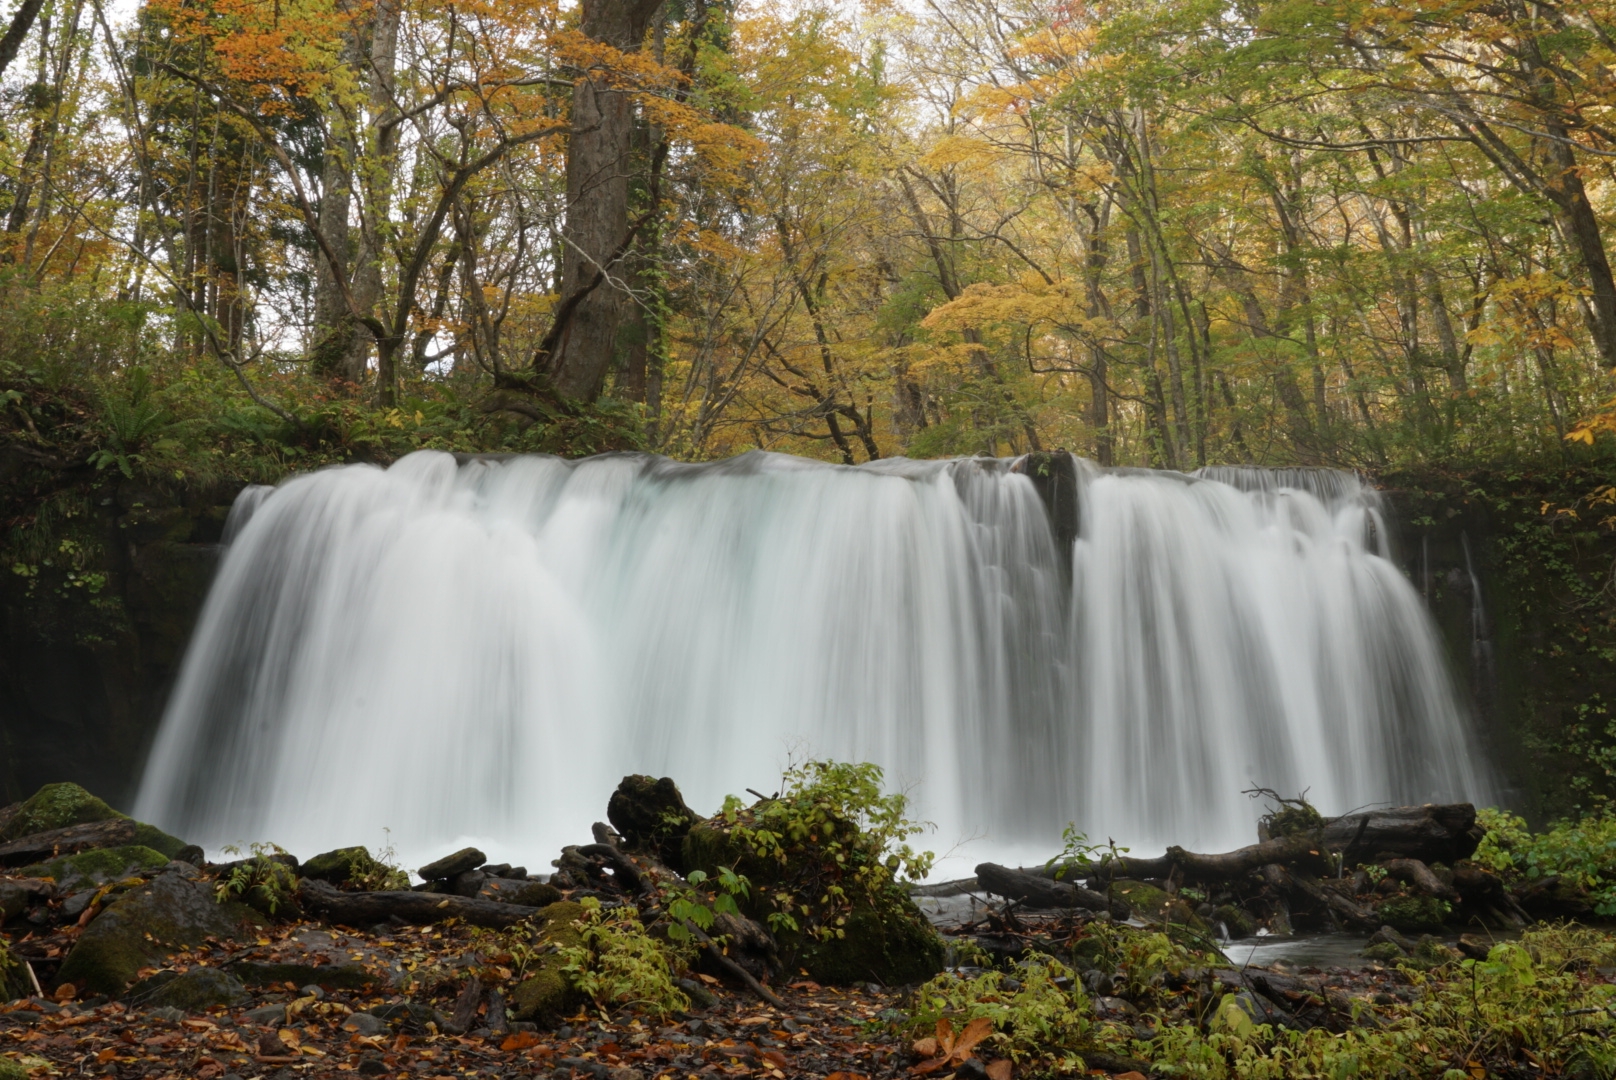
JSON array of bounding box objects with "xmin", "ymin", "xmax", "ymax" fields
[
  {"xmin": 910, "ymin": 925, "xmax": 1616, "ymax": 1079},
  {"xmin": 559, "ymin": 897, "xmax": 691, "ymax": 1019},
  {"xmin": 1476, "ymin": 807, "xmax": 1616, "ymax": 916}
]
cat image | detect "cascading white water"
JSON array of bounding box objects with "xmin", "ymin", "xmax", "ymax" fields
[{"xmin": 134, "ymin": 450, "xmax": 1493, "ymax": 875}]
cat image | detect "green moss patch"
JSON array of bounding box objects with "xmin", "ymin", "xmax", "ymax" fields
[
  {"xmin": 509, "ymin": 901, "xmax": 586, "ymax": 1022},
  {"xmin": 20, "ymin": 845, "xmax": 170, "ymax": 891},
  {"xmin": 0, "ymin": 783, "xmax": 120, "ymax": 842},
  {"xmin": 1378, "ymin": 895, "xmax": 1453, "ymax": 933}
]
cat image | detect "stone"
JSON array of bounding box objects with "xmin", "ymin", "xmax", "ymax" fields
[
  {"xmin": 19, "ymin": 845, "xmax": 171, "ymax": 893},
  {"xmin": 1362, "ymin": 942, "xmax": 1406, "ymax": 962},
  {"xmin": 341, "ymin": 1012, "xmax": 385, "ymax": 1036},
  {"xmin": 368, "ymin": 1001, "xmax": 448, "ymax": 1029},
  {"xmin": 417, "ymin": 847, "xmax": 485, "ymax": 882},
  {"xmin": 0, "ymin": 877, "xmax": 50, "ymax": 923},
  {"xmin": 449, "ymin": 870, "xmax": 487, "ymax": 898},
  {"xmin": 608, "ymin": 775, "xmax": 703, "ymax": 870},
  {"xmin": 243, "ymin": 1004, "xmax": 286, "ymax": 1027},
  {"xmin": 54, "ymin": 867, "xmax": 258, "ymax": 996},
  {"xmin": 509, "ymin": 901, "xmax": 588, "ymax": 1021},
  {"xmin": 128, "ymin": 968, "xmax": 249, "ymax": 1011}
]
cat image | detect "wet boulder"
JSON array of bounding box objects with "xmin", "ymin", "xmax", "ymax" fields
[
  {"xmin": 54, "ymin": 865, "xmax": 259, "ymax": 996},
  {"xmin": 417, "ymin": 847, "xmax": 485, "ymax": 883}
]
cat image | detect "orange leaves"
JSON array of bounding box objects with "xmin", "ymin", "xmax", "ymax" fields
[
  {"xmin": 909, "ymin": 1016, "xmax": 1006, "ymax": 1076},
  {"xmin": 499, "ymin": 1030, "xmax": 541, "ymax": 1051}
]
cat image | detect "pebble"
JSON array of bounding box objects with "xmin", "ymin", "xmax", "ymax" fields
[{"xmin": 340, "ymin": 1012, "xmax": 385, "ymax": 1036}]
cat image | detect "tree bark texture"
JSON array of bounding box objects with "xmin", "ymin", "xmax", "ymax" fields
[
  {"xmin": 297, "ymin": 878, "xmax": 536, "ymax": 928},
  {"xmin": 546, "ymin": 0, "xmax": 664, "ymax": 402}
]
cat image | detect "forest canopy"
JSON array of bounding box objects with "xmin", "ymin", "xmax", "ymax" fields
[{"xmin": 5, "ymin": 0, "xmax": 1616, "ymax": 471}]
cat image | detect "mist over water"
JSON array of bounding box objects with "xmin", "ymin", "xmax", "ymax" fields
[{"xmin": 135, "ymin": 450, "xmax": 1493, "ymax": 875}]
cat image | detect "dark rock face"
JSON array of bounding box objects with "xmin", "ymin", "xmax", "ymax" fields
[
  {"xmin": 128, "ymin": 967, "xmax": 249, "ymax": 1010},
  {"xmin": 0, "ymin": 478, "xmax": 242, "ymax": 807}
]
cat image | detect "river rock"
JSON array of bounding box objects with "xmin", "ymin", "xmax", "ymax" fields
[
  {"xmin": 128, "ymin": 967, "xmax": 249, "ymax": 1011},
  {"xmin": 54, "ymin": 865, "xmax": 259, "ymax": 995},
  {"xmin": 607, "ymin": 775, "xmax": 703, "ymax": 871},
  {"xmin": 417, "ymin": 847, "xmax": 485, "ymax": 882}
]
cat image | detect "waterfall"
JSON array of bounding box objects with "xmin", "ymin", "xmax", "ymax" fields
[{"xmin": 134, "ymin": 450, "xmax": 1493, "ymax": 875}]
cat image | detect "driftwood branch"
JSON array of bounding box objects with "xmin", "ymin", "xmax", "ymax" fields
[{"xmin": 973, "ymin": 863, "xmax": 1129, "ymax": 917}]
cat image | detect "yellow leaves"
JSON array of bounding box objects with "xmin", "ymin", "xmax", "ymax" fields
[
  {"xmin": 918, "ymin": 135, "xmax": 1000, "ymax": 171},
  {"xmin": 921, "ymin": 278, "xmax": 1090, "ymax": 336},
  {"xmin": 1566, "ymin": 398, "xmax": 1616, "ymax": 445}
]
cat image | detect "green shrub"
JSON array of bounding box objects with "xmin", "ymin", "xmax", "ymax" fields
[
  {"xmin": 214, "ymin": 843, "xmax": 299, "ymax": 916},
  {"xmin": 1475, "ymin": 807, "xmax": 1616, "ymax": 916},
  {"xmin": 558, "ymin": 898, "xmax": 690, "ymax": 1019},
  {"xmin": 911, "ymin": 954, "xmax": 1098, "ymax": 1067}
]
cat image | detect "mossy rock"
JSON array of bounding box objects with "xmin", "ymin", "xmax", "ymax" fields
[
  {"xmin": 1211, "ymin": 904, "xmax": 1257, "ymax": 939},
  {"xmin": 509, "ymin": 901, "xmax": 586, "ymax": 1022},
  {"xmin": 20, "ymin": 845, "xmax": 171, "ymax": 892},
  {"xmin": 1377, "ymin": 895, "xmax": 1453, "ymax": 933},
  {"xmin": 1102, "ymin": 880, "xmax": 1209, "ymax": 931},
  {"xmin": 1413, "ymin": 935, "xmax": 1461, "ymax": 966},
  {"xmin": 127, "ymin": 967, "xmax": 248, "ymax": 1011},
  {"xmin": 1362, "ymin": 941, "xmax": 1406, "ymax": 962},
  {"xmin": 504, "ymin": 881, "xmax": 563, "ymax": 908},
  {"xmin": 301, "ymin": 846, "xmax": 396, "ymax": 889},
  {"xmin": 0, "ymin": 782, "xmax": 190, "ymax": 859},
  {"xmin": 793, "ymin": 894, "xmax": 944, "ymax": 986},
  {"xmin": 1, "ymin": 940, "xmax": 32, "ymax": 1001},
  {"xmin": 55, "ymin": 870, "xmax": 258, "ymax": 996},
  {"xmin": 0, "ymin": 783, "xmax": 121, "ymax": 842}
]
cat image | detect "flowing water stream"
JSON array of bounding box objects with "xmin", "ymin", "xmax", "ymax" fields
[{"xmin": 134, "ymin": 450, "xmax": 1494, "ymax": 875}]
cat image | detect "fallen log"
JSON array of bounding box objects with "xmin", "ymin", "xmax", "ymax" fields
[
  {"xmin": 297, "ymin": 879, "xmax": 537, "ymax": 929},
  {"xmin": 974, "ymin": 863, "xmax": 1128, "ymax": 917},
  {"xmin": 1045, "ymin": 804, "xmax": 1482, "ymax": 884},
  {"xmin": 1381, "ymin": 858, "xmax": 1459, "ymax": 901},
  {"xmin": 0, "ymin": 819, "xmax": 138, "ymax": 867}
]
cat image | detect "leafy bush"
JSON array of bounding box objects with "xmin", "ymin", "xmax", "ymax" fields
[
  {"xmin": 704, "ymin": 760, "xmax": 933, "ymax": 940},
  {"xmin": 911, "ymin": 954, "xmax": 1097, "ymax": 1067},
  {"xmin": 214, "ymin": 843, "xmax": 299, "ymax": 915},
  {"xmin": 1476, "ymin": 807, "xmax": 1616, "ymax": 915},
  {"xmin": 558, "ymin": 898, "xmax": 690, "ymax": 1018}
]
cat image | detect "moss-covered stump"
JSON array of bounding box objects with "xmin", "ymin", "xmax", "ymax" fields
[
  {"xmin": 682, "ymin": 815, "xmax": 944, "ymax": 988},
  {"xmin": 0, "ymin": 782, "xmax": 189, "ymax": 859},
  {"xmin": 20, "ymin": 845, "xmax": 170, "ymax": 893},
  {"xmin": 509, "ymin": 901, "xmax": 587, "ymax": 1022},
  {"xmin": 54, "ymin": 868, "xmax": 258, "ymax": 996},
  {"xmin": 127, "ymin": 967, "xmax": 248, "ymax": 1011},
  {"xmin": 607, "ymin": 775, "xmax": 703, "ymax": 871},
  {"xmin": 0, "ymin": 939, "xmax": 32, "ymax": 1001}
]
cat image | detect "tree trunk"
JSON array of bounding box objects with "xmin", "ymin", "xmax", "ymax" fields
[
  {"xmin": 296, "ymin": 879, "xmax": 537, "ymax": 929},
  {"xmin": 545, "ymin": 0, "xmax": 665, "ymax": 402},
  {"xmin": 0, "ymin": 0, "xmax": 45, "ymax": 81},
  {"xmin": 346, "ymin": 0, "xmax": 401, "ymax": 394}
]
